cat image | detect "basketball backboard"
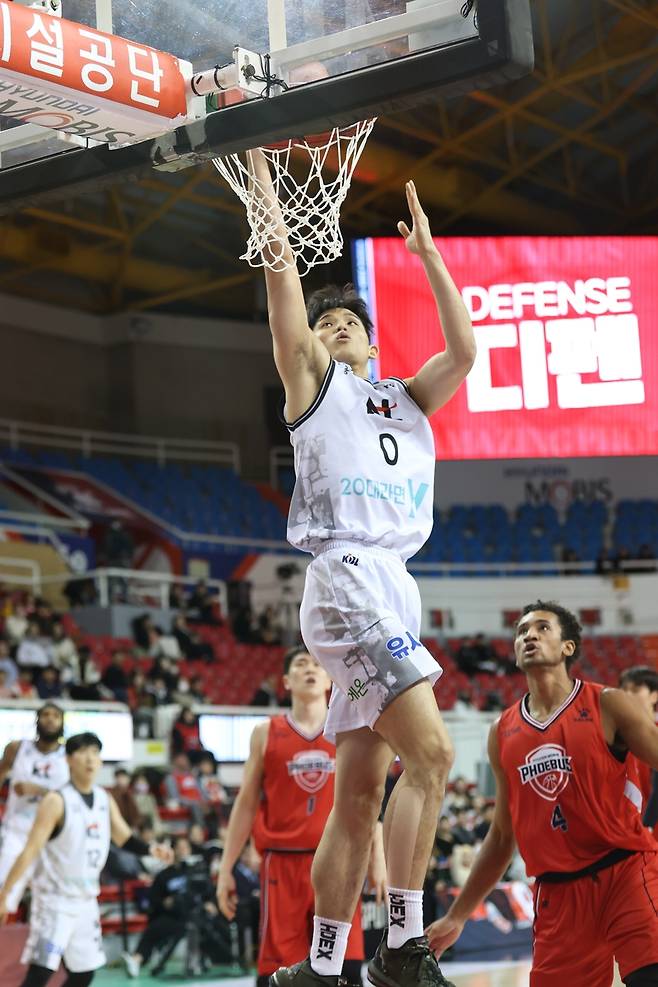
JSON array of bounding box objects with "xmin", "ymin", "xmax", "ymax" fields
[{"xmin": 0, "ymin": 0, "xmax": 533, "ymax": 211}]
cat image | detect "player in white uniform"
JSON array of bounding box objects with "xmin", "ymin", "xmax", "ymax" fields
[
  {"xmin": 248, "ymin": 149, "xmax": 476, "ymax": 987},
  {"xmin": 0, "ymin": 732, "xmax": 171, "ymax": 987},
  {"xmin": 0, "ymin": 703, "xmax": 69, "ymax": 914}
]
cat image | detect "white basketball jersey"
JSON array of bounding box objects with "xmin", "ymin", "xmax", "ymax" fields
[
  {"xmin": 3, "ymin": 740, "xmax": 69, "ymax": 835},
  {"xmin": 286, "ymin": 360, "xmax": 435, "ymax": 561},
  {"xmin": 33, "ymin": 783, "xmax": 110, "ymax": 900}
]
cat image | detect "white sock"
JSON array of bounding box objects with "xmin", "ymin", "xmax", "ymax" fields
[
  {"xmin": 310, "ymin": 915, "xmax": 351, "ymax": 976},
  {"xmin": 387, "ymin": 886, "xmax": 424, "ymax": 949}
]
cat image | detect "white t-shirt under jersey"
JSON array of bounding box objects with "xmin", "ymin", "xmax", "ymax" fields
[
  {"xmin": 32, "ymin": 782, "xmax": 110, "ymax": 900},
  {"xmin": 286, "ymin": 360, "xmax": 435, "ymax": 561},
  {"xmin": 3, "ymin": 740, "xmax": 69, "ymax": 835}
]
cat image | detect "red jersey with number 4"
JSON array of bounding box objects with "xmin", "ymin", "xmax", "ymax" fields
[
  {"xmin": 252, "ymin": 714, "xmax": 336, "ymax": 853},
  {"xmin": 497, "ymin": 679, "xmax": 655, "ymax": 877}
]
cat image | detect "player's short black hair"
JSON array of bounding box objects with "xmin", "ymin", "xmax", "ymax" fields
[
  {"xmin": 283, "ymin": 645, "xmax": 310, "ymax": 675},
  {"xmin": 619, "ymin": 665, "xmax": 658, "ymax": 693},
  {"xmin": 517, "ymin": 600, "xmax": 582, "ymax": 671},
  {"xmin": 65, "ymin": 732, "xmax": 102, "ymax": 755},
  {"xmin": 37, "ymin": 702, "xmax": 64, "ymax": 719},
  {"xmin": 306, "ymin": 284, "xmax": 374, "ymax": 342}
]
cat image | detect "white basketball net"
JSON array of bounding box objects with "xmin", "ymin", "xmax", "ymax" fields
[{"xmin": 212, "ymin": 119, "xmax": 376, "ymax": 276}]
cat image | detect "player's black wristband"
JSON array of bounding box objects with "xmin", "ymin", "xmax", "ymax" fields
[{"xmin": 123, "ymin": 835, "xmax": 151, "ymax": 857}]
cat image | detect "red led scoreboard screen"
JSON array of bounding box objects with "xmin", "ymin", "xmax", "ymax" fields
[{"xmin": 353, "ymin": 237, "xmax": 658, "ymax": 459}]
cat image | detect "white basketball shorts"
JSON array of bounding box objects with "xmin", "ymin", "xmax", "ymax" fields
[
  {"xmin": 0, "ymin": 826, "xmax": 35, "ymax": 912},
  {"xmin": 300, "ymin": 541, "xmax": 443, "ymax": 742},
  {"xmin": 21, "ymin": 892, "xmax": 106, "ymax": 972}
]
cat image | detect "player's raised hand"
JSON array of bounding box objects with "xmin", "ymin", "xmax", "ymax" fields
[
  {"xmin": 397, "ymin": 180, "xmax": 435, "ymax": 256},
  {"xmin": 425, "ymin": 914, "xmax": 465, "ymax": 956},
  {"xmin": 217, "ymin": 869, "xmax": 238, "ymax": 920}
]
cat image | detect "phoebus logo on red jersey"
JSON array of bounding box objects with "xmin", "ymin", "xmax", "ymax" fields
[
  {"xmin": 287, "ymin": 750, "xmax": 336, "ymax": 794},
  {"xmin": 517, "ymin": 743, "xmax": 573, "ymax": 801}
]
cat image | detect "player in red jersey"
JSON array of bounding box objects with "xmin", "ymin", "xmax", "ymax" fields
[
  {"xmin": 217, "ymin": 647, "xmax": 386, "ymax": 986},
  {"xmin": 620, "ymin": 665, "xmax": 658, "ymax": 830},
  {"xmin": 427, "ymin": 600, "xmax": 658, "ymax": 987}
]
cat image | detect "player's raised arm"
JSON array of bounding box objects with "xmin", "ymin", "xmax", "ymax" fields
[
  {"xmin": 399, "ymin": 180, "xmax": 476, "ymax": 417},
  {"xmin": 601, "ymin": 688, "xmax": 658, "ymax": 768},
  {"xmin": 248, "ymin": 150, "xmax": 329, "ymax": 399},
  {"xmin": 425, "ymin": 720, "xmax": 516, "ymax": 956},
  {"xmin": 217, "ymin": 720, "xmax": 269, "ymax": 919},
  {"xmin": 0, "ymin": 740, "xmax": 19, "ymax": 786},
  {"xmin": 0, "ymin": 790, "xmax": 63, "ymax": 921}
]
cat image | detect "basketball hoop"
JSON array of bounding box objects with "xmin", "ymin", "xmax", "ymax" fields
[{"xmin": 212, "ymin": 119, "xmax": 376, "ymax": 276}]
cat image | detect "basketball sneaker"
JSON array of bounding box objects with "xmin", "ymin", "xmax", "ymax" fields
[
  {"xmin": 367, "ymin": 934, "xmax": 456, "ymax": 987},
  {"xmin": 270, "ymin": 958, "xmax": 353, "ymax": 987}
]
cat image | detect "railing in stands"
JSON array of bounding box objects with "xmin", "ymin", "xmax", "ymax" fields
[
  {"xmin": 0, "ymin": 417, "xmax": 240, "ymax": 471},
  {"xmin": 0, "ymin": 566, "xmax": 228, "ymax": 614}
]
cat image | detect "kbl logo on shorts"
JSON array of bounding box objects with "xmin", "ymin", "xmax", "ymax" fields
[{"xmin": 386, "ymin": 632, "xmax": 422, "ymax": 661}]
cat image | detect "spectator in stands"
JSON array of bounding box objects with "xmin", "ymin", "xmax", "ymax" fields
[
  {"xmin": 122, "ymin": 834, "xmax": 219, "ymax": 978},
  {"xmin": 172, "ymin": 615, "xmax": 215, "ymax": 663},
  {"xmin": 451, "ymin": 808, "xmax": 476, "ymax": 846},
  {"xmin": 189, "ymin": 675, "xmax": 208, "ymax": 703},
  {"xmin": 164, "ymin": 753, "xmax": 207, "ymax": 825},
  {"xmin": 481, "ymin": 690, "xmax": 504, "ymax": 712},
  {"xmin": 16, "ymin": 621, "xmax": 50, "ymax": 670},
  {"xmin": 35, "ymin": 665, "xmax": 62, "ymax": 700},
  {"xmin": 69, "ymin": 645, "xmax": 104, "ymax": 701},
  {"xmin": 49, "ymin": 620, "xmax": 79, "ymax": 683},
  {"xmin": 33, "ymin": 598, "xmax": 56, "ymax": 636},
  {"xmin": 249, "ymin": 671, "xmax": 281, "ymax": 707},
  {"xmin": 147, "ymin": 656, "xmax": 179, "ymax": 693},
  {"xmin": 146, "ymin": 674, "xmax": 172, "ymax": 707},
  {"xmin": 0, "ymin": 639, "xmax": 17, "ymax": 688},
  {"xmin": 13, "ymin": 668, "xmax": 36, "ymax": 698},
  {"xmin": 111, "ymin": 767, "xmax": 142, "ymax": 829},
  {"xmin": 102, "ymin": 649, "xmax": 130, "ymax": 703},
  {"xmin": 444, "ymin": 776, "xmax": 473, "ymax": 814},
  {"xmin": 187, "ymin": 580, "xmax": 220, "ymax": 624},
  {"xmin": 197, "ymin": 754, "xmax": 226, "ymax": 831},
  {"xmin": 455, "ymin": 634, "xmax": 500, "ymax": 676},
  {"xmin": 148, "ymin": 626, "xmax": 182, "ymax": 661},
  {"xmin": 473, "ymin": 802, "xmax": 495, "ymax": 842},
  {"xmin": 131, "ymin": 772, "xmax": 164, "ymax": 835},
  {"xmin": 132, "ymin": 613, "xmax": 154, "ymax": 651},
  {"xmin": 256, "ymin": 605, "xmax": 281, "ymax": 646},
  {"xmin": 434, "ymin": 816, "xmax": 457, "ymax": 862},
  {"xmin": 0, "ymin": 668, "xmax": 13, "ymax": 698},
  {"xmin": 5, "ymin": 603, "xmax": 28, "ymax": 646},
  {"xmin": 169, "ymin": 583, "xmax": 188, "ymax": 611},
  {"xmin": 171, "ymin": 706, "xmax": 205, "ymax": 764}
]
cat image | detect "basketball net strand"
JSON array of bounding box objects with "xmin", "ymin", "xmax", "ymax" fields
[{"xmin": 212, "ymin": 119, "xmax": 376, "ymax": 276}]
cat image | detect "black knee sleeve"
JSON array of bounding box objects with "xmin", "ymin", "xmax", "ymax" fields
[
  {"xmin": 62, "ymin": 972, "xmax": 95, "ymax": 987},
  {"xmin": 626, "ymin": 964, "xmax": 658, "ymax": 987},
  {"xmin": 20, "ymin": 965, "xmax": 53, "ymax": 987},
  {"xmin": 256, "ymin": 975, "xmax": 271, "ymax": 987}
]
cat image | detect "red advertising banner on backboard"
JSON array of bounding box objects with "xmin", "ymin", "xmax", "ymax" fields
[
  {"xmin": 0, "ymin": 0, "xmax": 191, "ymax": 142},
  {"xmin": 356, "ymin": 236, "xmax": 658, "ymax": 459}
]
